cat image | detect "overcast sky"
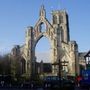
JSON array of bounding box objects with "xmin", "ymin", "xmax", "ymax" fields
[{"xmin": 0, "ymin": 0, "xmax": 90, "ymax": 62}]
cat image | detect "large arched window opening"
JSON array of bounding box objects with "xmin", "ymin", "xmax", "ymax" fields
[
  {"xmin": 35, "ymin": 36, "xmax": 51, "ymax": 63},
  {"xmin": 35, "ymin": 36, "xmax": 52, "ymax": 74}
]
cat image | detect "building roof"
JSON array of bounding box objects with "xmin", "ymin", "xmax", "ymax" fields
[
  {"xmin": 84, "ymin": 50, "xmax": 90, "ymax": 57},
  {"xmin": 79, "ymin": 52, "xmax": 87, "ymax": 57}
]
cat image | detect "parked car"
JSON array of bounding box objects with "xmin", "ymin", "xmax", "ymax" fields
[
  {"xmin": 43, "ymin": 76, "xmax": 60, "ymax": 88},
  {"xmin": 43, "ymin": 76, "xmax": 75, "ymax": 89}
]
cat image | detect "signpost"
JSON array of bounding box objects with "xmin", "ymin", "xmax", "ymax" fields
[
  {"xmin": 52, "ymin": 60, "xmax": 68, "ymax": 88},
  {"xmin": 52, "ymin": 60, "xmax": 68, "ymax": 77}
]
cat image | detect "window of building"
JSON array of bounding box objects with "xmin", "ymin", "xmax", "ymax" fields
[
  {"xmin": 59, "ymin": 15, "xmax": 63, "ymax": 23},
  {"xmin": 53, "ymin": 15, "xmax": 57, "ymax": 24},
  {"xmin": 40, "ymin": 22, "xmax": 46, "ymax": 32}
]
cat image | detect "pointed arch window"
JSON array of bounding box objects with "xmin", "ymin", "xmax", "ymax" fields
[
  {"xmin": 59, "ymin": 15, "xmax": 63, "ymax": 23},
  {"xmin": 53, "ymin": 15, "xmax": 57, "ymax": 24},
  {"xmin": 40, "ymin": 22, "xmax": 46, "ymax": 32},
  {"xmin": 61, "ymin": 29, "xmax": 64, "ymax": 42}
]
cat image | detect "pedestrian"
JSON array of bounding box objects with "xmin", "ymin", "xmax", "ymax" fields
[{"xmin": 76, "ymin": 75, "xmax": 82, "ymax": 87}]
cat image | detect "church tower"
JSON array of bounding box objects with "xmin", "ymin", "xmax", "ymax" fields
[{"xmin": 52, "ymin": 10, "xmax": 70, "ymax": 43}]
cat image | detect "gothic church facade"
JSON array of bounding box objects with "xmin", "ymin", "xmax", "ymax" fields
[{"xmin": 11, "ymin": 6, "xmax": 86, "ymax": 77}]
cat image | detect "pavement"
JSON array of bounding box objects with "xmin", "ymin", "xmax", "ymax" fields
[
  {"xmin": 75, "ymin": 86, "xmax": 90, "ymax": 90},
  {"xmin": 0, "ymin": 86, "xmax": 89, "ymax": 90}
]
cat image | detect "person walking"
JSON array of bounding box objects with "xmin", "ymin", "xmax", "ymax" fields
[{"xmin": 76, "ymin": 75, "xmax": 82, "ymax": 87}]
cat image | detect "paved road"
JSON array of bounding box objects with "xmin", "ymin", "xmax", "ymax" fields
[
  {"xmin": 0, "ymin": 87, "xmax": 89, "ymax": 90},
  {"xmin": 75, "ymin": 86, "xmax": 90, "ymax": 90}
]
